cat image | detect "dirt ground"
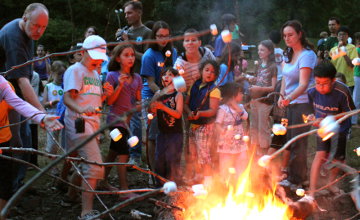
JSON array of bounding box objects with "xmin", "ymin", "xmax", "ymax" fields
[{"xmin": 3, "ymin": 121, "xmax": 360, "ymax": 220}]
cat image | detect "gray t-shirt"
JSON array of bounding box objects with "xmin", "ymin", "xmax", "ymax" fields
[
  {"xmin": 64, "ymin": 62, "xmax": 102, "ymax": 139},
  {"xmin": 127, "ymin": 25, "xmax": 152, "ymax": 73}
]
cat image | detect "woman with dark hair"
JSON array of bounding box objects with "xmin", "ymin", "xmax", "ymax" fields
[
  {"xmin": 278, "ymin": 20, "xmax": 317, "ymax": 188},
  {"xmin": 140, "ymin": 20, "xmax": 177, "ymax": 174}
]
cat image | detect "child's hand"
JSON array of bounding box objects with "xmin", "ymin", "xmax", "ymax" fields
[
  {"xmin": 80, "ymin": 106, "xmax": 99, "ymax": 115},
  {"xmin": 103, "ymin": 82, "xmax": 114, "ymax": 97},
  {"xmin": 151, "ymin": 101, "xmax": 164, "ymax": 111},
  {"xmin": 278, "ymin": 97, "xmax": 288, "ymax": 108},
  {"xmin": 118, "ymin": 74, "xmax": 129, "ymax": 86},
  {"xmin": 192, "ymin": 111, "xmax": 200, "ymax": 120}
]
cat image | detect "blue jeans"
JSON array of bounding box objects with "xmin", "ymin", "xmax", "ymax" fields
[
  {"xmin": 8, "ymin": 111, "xmax": 32, "ymax": 192},
  {"xmin": 129, "ymin": 111, "xmax": 142, "ymax": 159},
  {"xmin": 155, "ymin": 132, "xmax": 183, "ymax": 181},
  {"xmin": 286, "ymin": 103, "xmax": 312, "ymax": 185}
]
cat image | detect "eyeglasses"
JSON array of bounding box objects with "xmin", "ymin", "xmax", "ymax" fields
[
  {"xmin": 315, "ymin": 82, "xmax": 333, "ymax": 88},
  {"xmin": 156, "ymin": 34, "xmax": 170, "ymax": 39}
]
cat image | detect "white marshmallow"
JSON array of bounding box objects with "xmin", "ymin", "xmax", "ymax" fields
[
  {"xmin": 147, "ymin": 113, "xmax": 154, "ymax": 120},
  {"xmin": 296, "ymin": 188, "xmax": 305, "ymax": 197},
  {"xmin": 210, "ymin": 24, "xmax": 218, "ymax": 35},
  {"xmin": 163, "ymin": 181, "xmax": 177, "ymax": 194},
  {"xmin": 258, "ymin": 155, "xmax": 272, "ymax": 168},
  {"xmin": 110, "ymin": 128, "xmax": 122, "ymax": 142},
  {"xmin": 192, "ymin": 184, "xmax": 208, "ymax": 197},
  {"xmin": 127, "ymin": 136, "xmax": 139, "ymax": 147},
  {"xmin": 234, "ymin": 134, "xmax": 241, "ymax": 140},
  {"xmin": 165, "ymin": 50, "xmax": 172, "ymax": 57},
  {"xmin": 173, "ymin": 76, "xmax": 187, "ymax": 93},
  {"xmin": 221, "ymin": 30, "xmax": 232, "ymax": 43},
  {"xmin": 242, "ymin": 135, "xmax": 250, "ymax": 142},
  {"xmin": 227, "ymin": 125, "xmax": 233, "ymax": 131},
  {"xmin": 272, "ymin": 124, "xmax": 287, "ymax": 136},
  {"xmin": 352, "ymin": 58, "xmax": 360, "ymax": 66},
  {"xmin": 355, "ymin": 147, "xmax": 360, "ymax": 156}
]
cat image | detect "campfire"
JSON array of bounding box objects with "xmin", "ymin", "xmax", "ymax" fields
[{"xmin": 183, "ymin": 160, "xmax": 294, "ymax": 220}]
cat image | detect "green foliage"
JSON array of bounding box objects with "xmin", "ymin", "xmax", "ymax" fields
[{"xmin": 1, "ymin": 0, "xmax": 360, "ymax": 55}]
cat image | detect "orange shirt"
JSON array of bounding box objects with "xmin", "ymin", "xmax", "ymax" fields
[{"xmin": 0, "ymin": 81, "xmax": 14, "ymax": 143}]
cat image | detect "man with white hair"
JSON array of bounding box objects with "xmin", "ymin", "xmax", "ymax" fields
[{"xmin": 0, "ymin": 2, "xmax": 49, "ymax": 193}]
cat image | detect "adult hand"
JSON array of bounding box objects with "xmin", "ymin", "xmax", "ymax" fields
[{"xmin": 42, "ymin": 115, "xmax": 63, "ymax": 131}]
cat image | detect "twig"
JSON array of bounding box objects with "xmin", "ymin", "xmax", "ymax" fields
[
  {"xmin": 0, "ymin": 29, "xmax": 212, "ymax": 76},
  {"xmin": 0, "ymin": 112, "xmax": 45, "ymax": 129},
  {"xmin": 0, "ymin": 110, "xmax": 129, "ymax": 219},
  {"xmin": 0, "ymin": 147, "xmax": 169, "ymax": 183},
  {"xmin": 89, "ymin": 189, "xmax": 163, "ymax": 220}
]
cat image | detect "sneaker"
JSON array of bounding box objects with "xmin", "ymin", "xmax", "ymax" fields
[{"xmin": 78, "ymin": 210, "xmax": 101, "ymax": 220}]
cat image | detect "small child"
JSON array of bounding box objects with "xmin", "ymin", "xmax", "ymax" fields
[
  {"xmin": 43, "ymin": 61, "xmax": 66, "ymax": 155},
  {"xmin": 63, "ymin": 35, "xmax": 112, "ymax": 219},
  {"xmin": 150, "ymin": 68, "xmax": 183, "ymax": 183},
  {"xmin": 185, "ymin": 59, "xmax": 221, "ymax": 185},
  {"xmin": 215, "ymin": 82, "xmax": 248, "ymax": 179},
  {"xmin": 308, "ymin": 61, "xmax": 355, "ymax": 197},
  {"xmin": 100, "ymin": 44, "xmax": 142, "ymax": 199}
]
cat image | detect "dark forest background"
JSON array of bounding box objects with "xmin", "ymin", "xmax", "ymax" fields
[{"xmin": 1, "ymin": 0, "xmax": 360, "ymax": 54}]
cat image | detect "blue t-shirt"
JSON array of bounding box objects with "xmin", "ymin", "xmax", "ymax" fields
[
  {"xmin": 216, "ymin": 63, "xmax": 234, "ymax": 86},
  {"xmin": 283, "ymin": 49, "xmax": 317, "ymax": 104},
  {"xmin": 106, "ymin": 71, "xmax": 142, "ymax": 127},
  {"xmin": 0, "ymin": 19, "xmax": 33, "ymax": 97},
  {"xmin": 308, "ymin": 81, "xmax": 355, "ymax": 132},
  {"xmin": 140, "ymin": 48, "xmax": 177, "ymax": 98},
  {"xmin": 214, "ymin": 35, "xmax": 225, "ymax": 57}
]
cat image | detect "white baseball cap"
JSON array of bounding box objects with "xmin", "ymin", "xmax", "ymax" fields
[{"xmin": 82, "ymin": 35, "xmax": 108, "ymax": 61}]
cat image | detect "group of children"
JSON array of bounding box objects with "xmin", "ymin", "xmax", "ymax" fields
[{"xmin": 12, "ymin": 24, "xmax": 356, "ymax": 219}]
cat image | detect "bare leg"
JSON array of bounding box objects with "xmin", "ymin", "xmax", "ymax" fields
[
  {"xmin": 117, "ymin": 155, "xmax": 129, "ymax": 190},
  {"xmin": 328, "ymin": 159, "xmax": 343, "ymax": 193},
  {"xmin": 81, "ymin": 178, "xmax": 97, "ymax": 217},
  {"xmin": 67, "ymin": 172, "xmax": 81, "ymax": 199},
  {"xmin": 103, "ymin": 149, "xmax": 118, "ymax": 180},
  {"xmin": 309, "ymin": 151, "xmax": 327, "ymax": 197}
]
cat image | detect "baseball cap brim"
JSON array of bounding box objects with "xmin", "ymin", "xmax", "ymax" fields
[{"xmin": 87, "ymin": 48, "xmax": 108, "ymax": 61}]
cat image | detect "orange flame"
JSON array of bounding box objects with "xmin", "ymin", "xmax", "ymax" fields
[{"xmin": 185, "ymin": 160, "xmax": 292, "ymax": 220}]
